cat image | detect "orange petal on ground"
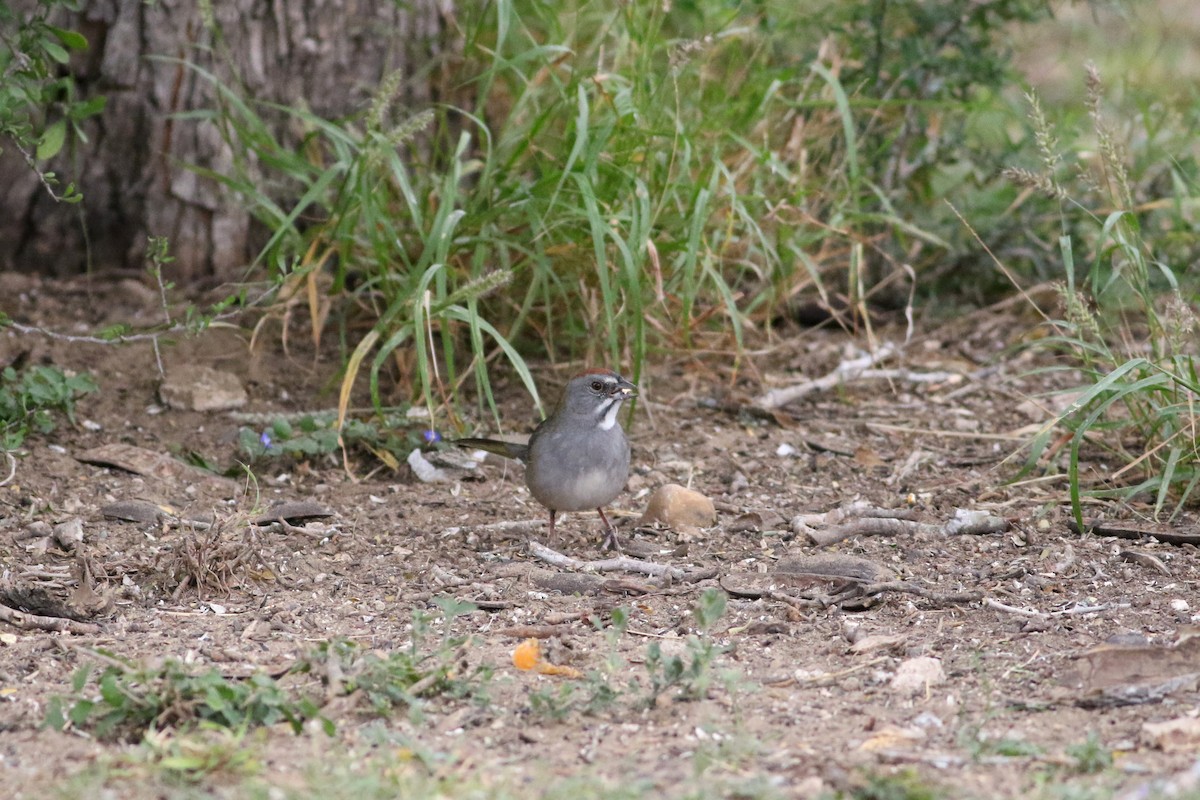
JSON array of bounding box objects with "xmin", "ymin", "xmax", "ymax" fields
[
  {"xmin": 512, "ymin": 638, "xmax": 542, "ymax": 671},
  {"xmin": 534, "ymin": 662, "xmax": 583, "ymax": 679}
]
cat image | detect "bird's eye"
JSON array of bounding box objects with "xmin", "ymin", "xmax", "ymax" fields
[{"xmin": 590, "ymin": 380, "xmax": 604, "ymax": 391}]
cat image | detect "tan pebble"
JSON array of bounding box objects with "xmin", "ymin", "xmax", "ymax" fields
[{"xmin": 639, "ymin": 483, "xmax": 716, "ymax": 528}]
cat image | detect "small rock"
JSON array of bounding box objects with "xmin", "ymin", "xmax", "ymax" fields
[
  {"xmin": 889, "ymin": 656, "xmax": 946, "ymax": 695},
  {"xmin": 408, "ymin": 448, "xmax": 450, "ymax": 483},
  {"xmin": 640, "ymin": 484, "xmax": 716, "ymax": 528},
  {"xmin": 859, "ymin": 724, "xmax": 926, "ymax": 751},
  {"xmin": 101, "ymin": 500, "xmax": 168, "ymax": 525},
  {"xmin": 912, "ymin": 711, "xmax": 944, "ymax": 729},
  {"xmin": 850, "ymin": 633, "xmax": 908, "ymax": 655},
  {"xmin": 1143, "ymin": 717, "xmax": 1200, "ymax": 752},
  {"xmin": 53, "ymin": 518, "xmax": 85, "ymax": 550},
  {"xmin": 159, "ymin": 365, "xmax": 247, "ymax": 411}
]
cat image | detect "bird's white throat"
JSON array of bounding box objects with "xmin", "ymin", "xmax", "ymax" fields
[{"xmin": 596, "ymin": 398, "xmax": 621, "ymax": 430}]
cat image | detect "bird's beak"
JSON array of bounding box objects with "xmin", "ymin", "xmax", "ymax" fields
[{"xmin": 616, "ymin": 376, "xmax": 638, "ymax": 399}]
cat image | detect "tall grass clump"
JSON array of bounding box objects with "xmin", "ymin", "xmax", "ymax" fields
[
  {"xmin": 183, "ymin": 0, "xmax": 1052, "ymax": 430},
  {"xmin": 1006, "ymin": 65, "xmax": 1200, "ymax": 523}
]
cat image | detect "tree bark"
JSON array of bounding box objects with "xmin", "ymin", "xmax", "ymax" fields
[{"xmin": 0, "ymin": 0, "xmax": 457, "ymax": 281}]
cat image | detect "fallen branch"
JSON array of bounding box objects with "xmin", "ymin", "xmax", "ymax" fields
[
  {"xmin": 497, "ymin": 624, "xmax": 575, "ymax": 639},
  {"xmin": 803, "ymin": 517, "xmax": 939, "ymax": 547},
  {"xmin": 1118, "ymin": 550, "xmax": 1171, "ymax": 576},
  {"xmin": 764, "ymin": 588, "xmax": 821, "ymax": 613},
  {"xmin": 476, "ymin": 519, "xmax": 546, "ymax": 533},
  {"xmin": 984, "ymin": 597, "xmax": 1123, "ymax": 619},
  {"xmin": 753, "ymin": 343, "xmax": 961, "ymax": 409},
  {"xmin": 858, "ymin": 581, "xmax": 983, "ymax": 606},
  {"xmin": 528, "ymin": 541, "xmax": 687, "ymax": 580},
  {"xmin": 0, "ymin": 602, "xmax": 101, "ymax": 635},
  {"xmin": 795, "ymin": 505, "xmax": 1008, "ymax": 547},
  {"xmin": 1068, "ymin": 519, "xmax": 1200, "ymax": 547}
]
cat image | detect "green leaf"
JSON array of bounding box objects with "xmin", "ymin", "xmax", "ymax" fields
[
  {"xmin": 68, "ymin": 699, "xmax": 95, "ymax": 726},
  {"xmin": 693, "ymin": 588, "xmax": 727, "ymax": 631},
  {"xmin": 98, "ymin": 324, "xmax": 130, "ymax": 340},
  {"xmin": 40, "ymin": 39, "xmax": 70, "ymax": 65},
  {"xmin": 98, "ymin": 671, "xmax": 125, "ymax": 707},
  {"xmin": 46, "ymin": 25, "xmax": 87, "ymax": 51},
  {"xmin": 160, "ymin": 755, "xmax": 206, "ymax": 771},
  {"xmin": 36, "ymin": 120, "xmax": 67, "ymax": 161},
  {"xmin": 70, "ymin": 665, "xmax": 92, "ymax": 693},
  {"xmin": 70, "ymin": 95, "xmax": 107, "ymax": 121},
  {"xmin": 44, "ymin": 697, "xmax": 66, "ymax": 731},
  {"xmin": 48, "ymin": 26, "xmax": 88, "ymax": 50}
]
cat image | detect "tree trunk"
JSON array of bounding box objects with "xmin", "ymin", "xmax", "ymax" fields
[{"xmin": 0, "ymin": 0, "xmax": 457, "ymax": 281}]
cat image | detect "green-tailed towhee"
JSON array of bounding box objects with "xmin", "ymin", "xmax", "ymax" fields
[{"xmin": 456, "ymin": 369, "xmax": 638, "ymax": 549}]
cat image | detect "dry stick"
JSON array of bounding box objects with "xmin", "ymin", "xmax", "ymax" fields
[
  {"xmin": 475, "ymin": 519, "xmax": 546, "ymax": 533},
  {"xmin": 1119, "ymin": 550, "xmax": 1172, "ymax": 576},
  {"xmin": 858, "ymin": 581, "xmax": 983, "ymax": 605},
  {"xmin": 805, "ymin": 517, "xmax": 940, "ymax": 547},
  {"xmin": 0, "ymin": 602, "xmax": 101, "ymax": 635},
  {"xmin": 983, "ymin": 597, "xmax": 1117, "ymax": 619},
  {"xmin": 793, "ymin": 501, "xmax": 910, "ymax": 526},
  {"xmin": 765, "ymin": 588, "xmax": 822, "ymax": 613},
  {"xmin": 753, "ymin": 344, "xmax": 956, "ymax": 410},
  {"xmin": 1067, "ymin": 519, "xmax": 1200, "ymax": 547},
  {"xmin": 528, "ymin": 541, "xmax": 687, "ymax": 580},
  {"xmin": 801, "ymin": 508, "xmax": 1008, "ymax": 547},
  {"xmin": 768, "ymin": 581, "xmax": 982, "ymax": 612},
  {"xmin": 755, "ymin": 342, "xmax": 898, "ymax": 409},
  {"xmin": 984, "ymin": 598, "xmax": 1045, "ymax": 618}
]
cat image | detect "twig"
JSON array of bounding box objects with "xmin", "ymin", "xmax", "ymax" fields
[
  {"xmin": 803, "ymin": 517, "xmax": 939, "ymax": 547},
  {"xmin": 1118, "ymin": 550, "xmax": 1171, "ymax": 576},
  {"xmin": 984, "ymin": 597, "xmax": 1119, "ymax": 619},
  {"xmin": 984, "ymin": 598, "xmax": 1045, "ymax": 617},
  {"xmin": 762, "ymin": 656, "xmax": 893, "ymax": 688},
  {"xmin": 765, "ymin": 588, "xmax": 821, "ymax": 613},
  {"xmin": 476, "ymin": 519, "xmax": 546, "ymax": 533},
  {"xmin": 1068, "ymin": 519, "xmax": 1200, "ymax": 547},
  {"xmin": 866, "ymin": 421, "xmax": 1024, "ymax": 441},
  {"xmin": 0, "ymin": 451, "xmax": 15, "ymax": 487},
  {"xmin": 755, "ymin": 343, "xmax": 900, "ymax": 409},
  {"xmin": 797, "ymin": 506, "xmax": 1008, "ymax": 547},
  {"xmin": 859, "ymin": 581, "xmax": 983, "ymax": 605},
  {"xmin": 626, "ymin": 628, "xmax": 678, "ymax": 640},
  {"xmin": 3, "ymin": 284, "xmax": 275, "ymax": 348},
  {"xmin": 9, "ymin": 139, "xmax": 73, "ymax": 202},
  {"xmin": 527, "ymin": 541, "xmax": 686, "ymax": 580},
  {"xmin": 0, "ymin": 602, "xmax": 101, "ymax": 634}
]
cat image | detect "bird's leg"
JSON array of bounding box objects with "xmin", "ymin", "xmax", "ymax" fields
[
  {"xmin": 597, "ymin": 507, "xmax": 621, "ymax": 552},
  {"xmin": 548, "ymin": 509, "xmax": 557, "ymax": 538}
]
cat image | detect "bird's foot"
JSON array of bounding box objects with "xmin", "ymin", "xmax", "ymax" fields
[
  {"xmin": 600, "ymin": 529, "xmax": 622, "ymax": 552},
  {"xmin": 596, "ymin": 507, "xmax": 622, "ymax": 552}
]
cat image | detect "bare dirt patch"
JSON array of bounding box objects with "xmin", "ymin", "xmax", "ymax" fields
[{"xmin": 1, "ymin": 274, "xmax": 1198, "ymax": 799}]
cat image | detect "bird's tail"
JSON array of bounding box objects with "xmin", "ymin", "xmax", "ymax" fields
[{"xmin": 453, "ymin": 437, "xmax": 530, "ymax": 462}]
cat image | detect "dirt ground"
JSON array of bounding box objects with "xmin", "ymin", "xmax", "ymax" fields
[{"xmin": 1, "ymin": 272, "xmax": 1198, "ymax": 799}]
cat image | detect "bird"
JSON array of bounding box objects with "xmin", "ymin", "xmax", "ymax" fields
[{"xmin": 455, "ymin": 368, "xmax": 638, "ymax": 550}]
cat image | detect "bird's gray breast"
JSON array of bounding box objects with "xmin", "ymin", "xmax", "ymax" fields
[{"xmin": 525, "ymin": 423, "xmax": 630, "ymax": 512}]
